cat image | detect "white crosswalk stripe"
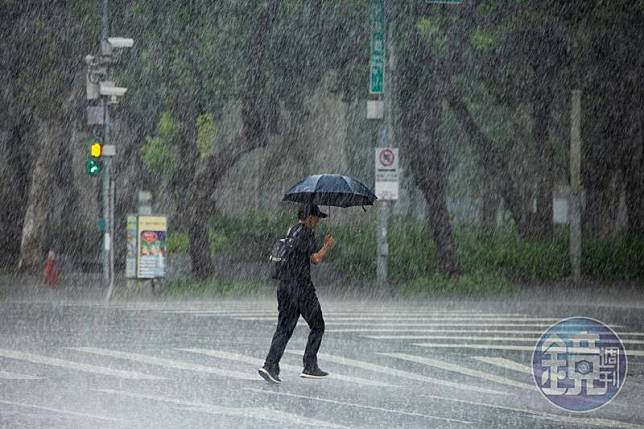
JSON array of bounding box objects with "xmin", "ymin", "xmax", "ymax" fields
[
  {"xmin": 0, "ymin": 399, "xmax": 123, "ymax": 422},
  {"xmin": 72, "ymin": 347, "xmax": 258, "ymax": 381},
  {"xmin": 179, "ymin": 348, "xmax": 394, "ymax": 387},
  {"xmin": 242, "ymin": 388, "xmax": 474, "ymax": 425},
  {"xmin": 418, "ymin": 393, "xmax": 643, "ymax": 429},
  {"xmin": 412, "ymin": 342, "xmax": 644, "ymax": 357},
  {"xmin": 232, "ymin": 316, "xmax": 561, "ymax": 322},
  {"xmin": 323, "ymin": 322, "xmax": 623, "ymax": 327},
  {"xmin": 471, "ymin": 356, "xmax": 533, "ymax": 374},
  {"xmin": 364, "ymin": 335, "xmax": 644, "ymax": 344},
  {"xmin": 0, "ymin": 370, "xmax": 43, "ymax": 380},
  {"xmin": 0, "ymin": 349, "xmax": 163, "ymax": 380},
  {"xmin": 285, "ymin": 350, "xmax": 507, "ymax": 395},
  {"xmin": 327, "ymin": 328, "xmax": 644, "ymax": 336},
  {"xmin": 93, "ymin": 388, "xmax": 351, "ymax": 428},
  {"xmin": 381, "ymin": 352, "xmax": 535, "ymax": 390}
]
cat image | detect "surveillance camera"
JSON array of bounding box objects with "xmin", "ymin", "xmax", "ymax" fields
[
  {"xmin": 99, "ymin": 81, "xmax": 128, "ymax": 97},
  {"xmin": 107, "ymin": 37, "xmax": 134, "ymax": 49}
]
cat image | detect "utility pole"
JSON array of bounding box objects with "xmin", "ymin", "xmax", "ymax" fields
[
  {"xmin": 570, "ymin": 90, "xmax": 582, "ymax": 282},
  {"xmin": 84, "ymin": 0, "xmax": 132, "ymax": 301},
  {"xmin": 101, "ymin": 0, "xmax": 112, "ymax": 298},
  {"xmin": 377, "ymin": 17, "xmax": 394, "ymax": 286}
]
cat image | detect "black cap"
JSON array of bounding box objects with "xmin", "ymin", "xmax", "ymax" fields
[{"xmin": 298, "ymin": 204, "xmax": 328, "ymax": 220}]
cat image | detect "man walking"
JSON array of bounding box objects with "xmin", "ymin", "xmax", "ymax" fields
[{"xmin": 259, "ymin": 204, "xmax": 335, "ymax": 384}]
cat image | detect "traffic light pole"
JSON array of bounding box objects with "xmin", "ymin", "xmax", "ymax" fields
[{"xmin": 101, "ymin": 0, "xmax": 114, "ymax": 300}]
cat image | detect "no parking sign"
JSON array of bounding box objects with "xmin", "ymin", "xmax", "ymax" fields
[{"xmin": 375, "ymin": 148, "xmax": 399, "ymax": 200}]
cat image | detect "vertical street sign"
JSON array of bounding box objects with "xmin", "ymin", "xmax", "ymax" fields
[
  {"xmin": 375, "ymin": 147, "xmax": 399, "ymax": 200},
  {"xmin": 369, "ymin": 0, "xmax": 385, "ymax": 94}
]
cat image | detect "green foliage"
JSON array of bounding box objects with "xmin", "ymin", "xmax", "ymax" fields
[
  {"xmin": 194, "ymin": 215, "xmax": 644, "ymax": 283},
  {"xmin": 400, "ymin": 272, "xmax": 517, "ymax": 296},
  {"xmin": 141, "ymin": 112, "xmax": 179, "ymax": 179},
  {"xmin": 415, "ymin": 17, "xmax": 448, "ymax": 52},
  {"xmin": 167, "ymin": 233, "xmax": 189, "ymax": 253},
  {"xmin": 196, "ymin": 113, "xmax": 218, "ymax": 159},
  {"xmin": 162, "ymin": 279, "xmax": 265, "ymax": 297},
  {"xmin": 470, "ymin": 28, "xmax": 497, "ymax": 52}
]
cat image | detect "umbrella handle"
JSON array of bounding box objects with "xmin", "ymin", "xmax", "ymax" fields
[{"xmin": 361, "ymin": 206, "xmax": 366, "ymax": 212}]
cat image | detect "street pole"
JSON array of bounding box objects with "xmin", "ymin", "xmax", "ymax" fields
[
  {"xmin": 570, "ymin": 90, "xmax": 582, "ymax": 282},
  {"xmin": 101, "ymin": 0, "xmax": 115, "ymax": 301},
  {"xmin": 376, "ymin": 0, "xmax": 393, "ymax": 287}
]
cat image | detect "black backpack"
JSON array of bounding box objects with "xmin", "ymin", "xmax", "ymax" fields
[{"xmin": 269, "ymin": 225, "xmax": 302, "ymax": 280}]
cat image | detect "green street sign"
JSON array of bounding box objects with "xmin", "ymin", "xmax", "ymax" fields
[{"xmin": 369, "ymin": 0, "xmax": 385, "ymax": 94}]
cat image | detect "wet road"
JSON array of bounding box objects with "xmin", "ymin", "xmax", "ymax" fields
[{"xmin": 1, "ymin": 293, "xmax": 643, "ymax": 428}]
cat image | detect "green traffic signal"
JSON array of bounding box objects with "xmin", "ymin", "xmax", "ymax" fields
[{"xmin": 86, "ymin": 159, "xmax": 102, "ymax": 176}]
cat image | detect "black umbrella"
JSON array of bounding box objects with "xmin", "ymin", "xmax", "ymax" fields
[{"xmin": 282, "ymin": 174, "xmax": 377, "ymax": 208}]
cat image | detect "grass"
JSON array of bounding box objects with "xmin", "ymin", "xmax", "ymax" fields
[
  {"xmin": 400, "ymin": 272, "xmax": 518, "ymax": 296},
  {"xmin": 161, "ymin": 279, "xmax": 267, "ymax": 297},
  {"xmin": 165, "ymin": 214, "xmax": 644, "ymax": 295}
]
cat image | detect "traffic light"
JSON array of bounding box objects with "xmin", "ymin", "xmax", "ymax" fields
[{"xmin": 85, "ymin": 141, "xmax": 103, "ymax": 177}]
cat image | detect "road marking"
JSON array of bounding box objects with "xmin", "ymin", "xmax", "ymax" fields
[
  {"xmin": 243, "ymin": 388, "xmax": 473, "ymax": 425},
  {"xmin": 323, "ymin": 322, "xmax": 625, "ymax": 328},
  {"xmin": 472, "ymin": 356, "xmax": 533, "ymax": 374},
  {"xmin": 170, "ymin": 310, "xmax": 488, "ymax": 315},
  {"xmin": 381, "ymin": 352, "xmax": 535, "ymax": 390},
  {"xmin": 366, "ymin": 335, "xmax": 644, "ymax": 345},
  {"xmin": 413, "ymin": 343, "xmax": 644, "ymax": 357},
  {"xmin": 179, "ymin": 348, "xmax": 393, "ymax": 387},
  {"xmin": 284, "ymin": 351, "xmax": 506, "ymax": 395},
  {"xmin": 93, "ymin": 388, "xmax": 350, "ymax": 428},
  {"xmin": 232, "ymin": 316, "xmax": 560, "ymax": 322},
  {"xmin": 0, "ymin": 370, "xmax": 43, "ymax": 380},
  {"xmin": 0, "ymin": 399, "xmax": 122, "ymax": 422},
  {"xmin": 0, "ymin": 349, "xmax": 162, "ymax": 380},
  {"xmin": 417, "ymin": 393, "xmax": 643, "ymax": 429},
  {"xmin": 328, "ymin": 328, "xmax": 644, "ymax": 336},
  {"xmin": 72, "ymin": 347, "xmax": 257, "ymax": 381}
]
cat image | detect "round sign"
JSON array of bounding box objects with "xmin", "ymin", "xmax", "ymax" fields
[
  {"xmin": 532, "ymin": 317, "xmax": 627, "ymax": 412},
  {"xmin": 379, "ymin": 148, "xmax": 395, "ymax": 168}
]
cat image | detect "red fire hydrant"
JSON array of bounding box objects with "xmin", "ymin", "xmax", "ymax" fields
[{"xmin": 43, "ymin": 249, "xmax": 59, "ymax": 287}]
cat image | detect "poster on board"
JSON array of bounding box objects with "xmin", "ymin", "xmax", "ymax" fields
[{"xmin": 137, "ymin": 215, "xmax": 167, "ymax": 279}]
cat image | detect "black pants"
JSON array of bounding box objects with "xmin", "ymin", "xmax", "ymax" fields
[{"xmin": 264, "ymin": 280, "xmax": 325, "ymax": 370}]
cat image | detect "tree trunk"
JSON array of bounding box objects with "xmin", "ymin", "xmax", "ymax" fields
[
  {"xmin": 397, "ymin": 27, "xmax": 458, "ymax": 276},
  {"xmin": 444, "ymin": 86, "xmax": 533, "ymax": 238},
  {"xmin": 182, "ymin": 0, "xmax": 280, "ymax": 279},
  {"xmin": 188, "ymin": 182, "xmax": 215, "ymax": 280},
  {"xmin": 19, "ymin": 120, "xmax": 62, "ymax": 272},
  {"xmin": 479, "ymin": 179, "xmax": 498, "ymax": 230},
  {"xmin": 422, "ymin": 98, "xmax": 458, "ymax": 276},
  {"xmin": 0, "ymin": 124, "xmax": 31, "ymax": 268},
  {"xmin": 529, "ymin": 91, "xmax": 555, "ymax": 240}
]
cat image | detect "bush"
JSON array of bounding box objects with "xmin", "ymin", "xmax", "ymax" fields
[
  {"xmin": 162, "ymin": 279, "xmax": 265, "ymax": 296},
  {"xmin": 169, "ymin": 214, "xmax": 643, "ymax": 285},
  {"xmin": 167, "ymin": 232, "xmax": 189, "ymax": 253},
  {"xmin": 400, "ymin": 272, "xmax": 518, "ymax": 296}
]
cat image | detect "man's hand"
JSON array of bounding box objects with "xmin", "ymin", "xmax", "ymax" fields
[{"xmin": 312, "ymin": 234, "xmax": 335, "ymax": 264}]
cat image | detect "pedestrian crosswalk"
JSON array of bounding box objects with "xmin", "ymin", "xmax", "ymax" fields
[{"xmin": 1, "ymin": 302, "xmax": 643, "ymax": 429}]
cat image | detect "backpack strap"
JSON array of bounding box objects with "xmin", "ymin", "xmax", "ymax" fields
[{"xmin": 286, "ymin": 224, "xmax": 304, "ymax": 239}]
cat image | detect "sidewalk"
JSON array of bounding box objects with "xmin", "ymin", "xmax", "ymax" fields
[{"xmin": 1, "ymin": 271, "xmax": 643, "ymax": 309}]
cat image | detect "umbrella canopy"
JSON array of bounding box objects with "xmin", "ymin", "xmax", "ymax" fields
[{"xmin": 282, "ymin": 174, "xmax": 377, "ymax": 208}]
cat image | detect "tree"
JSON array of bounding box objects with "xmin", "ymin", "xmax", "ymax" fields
[{"xmin": 136, "ymin": 0, "xmax": 280, "ymax": 279}]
